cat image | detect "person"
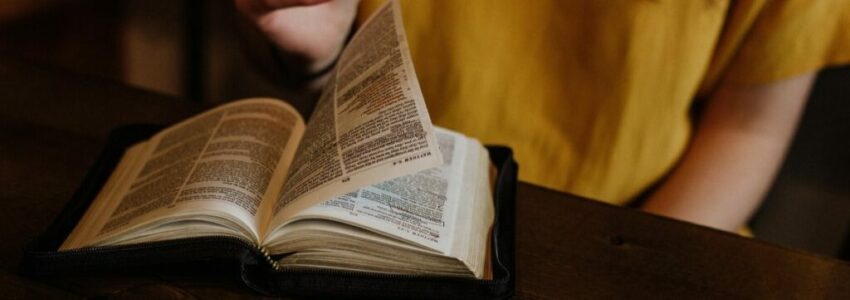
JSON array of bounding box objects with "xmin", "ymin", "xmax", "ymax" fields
[{"xmin": 234, "ymin": 0, "xmax": 850, "ymax": 232}]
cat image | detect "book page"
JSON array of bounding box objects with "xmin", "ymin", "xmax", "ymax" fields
[
  {"xmin": 264, "ymin": 128, "xmax": 494, "ymax": 278},
  {"xmin": 267, "ymin": 129, "xmax": 474, "ymax": 253},
  {"xmin": 446, "ymin": 139, "xmax": 495, "ymax": 279},
  {"xmin": 266, "ymin": 220, "xmax": 475, "ymax": 278},
  {"xmin": 267, "ymin": 0, "xmax": 442, "ymax": 227},
  {"xmin": 62, "ymin": 99, "xmax": 304, "ymax": 249}
]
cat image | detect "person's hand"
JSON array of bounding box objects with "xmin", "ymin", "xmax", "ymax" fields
[{"xmin": 235, "ymin": 0, "xmax": 359, "ymax": 76}]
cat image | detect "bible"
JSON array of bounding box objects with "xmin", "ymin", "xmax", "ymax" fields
[
  {"xmin": 25, "ymin": 1, "xmax": 516, "ymax": 298},
  {"xmin": 59, "ymin": 0, "xmax": 494, "ymax": 280}
]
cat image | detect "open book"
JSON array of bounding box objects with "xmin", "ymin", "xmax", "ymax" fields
[{"xmin": 60, "ymin": 1, "xmax": 494, "ymax": 279}]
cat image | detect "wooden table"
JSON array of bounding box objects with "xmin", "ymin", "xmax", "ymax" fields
[{"xmin": 2, "ymin": 56, "xmax": 849, "ymax": 299}]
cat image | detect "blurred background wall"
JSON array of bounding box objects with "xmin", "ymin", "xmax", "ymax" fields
[
  {"xmin": 0, "ymin": 0, "xmax": 847, "ymax": 259},
  {"xmin": 0, "ymin": 0, "xmax": 279, "ymax": 103}
]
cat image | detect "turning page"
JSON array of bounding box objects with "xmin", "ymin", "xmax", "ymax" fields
[
  {"xmin": 271, "ymin": 128, "xmax": 485, "ymax": 254},
  {"xmin": 262, "ymin": 128, "xmax": 494, "ymax": 278},
  {"xmin": 268, "ymin": 0, "xmax": 442, "ymax": 228}
]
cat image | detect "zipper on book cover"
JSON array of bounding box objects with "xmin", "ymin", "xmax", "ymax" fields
[{"xmin": 257, "ymin": 246, "xmax": 280, "ymax": 270}]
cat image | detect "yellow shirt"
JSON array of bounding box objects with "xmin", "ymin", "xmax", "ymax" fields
[{"xmin": 359, "ymin": 0, "xmax": 850, "ymax": 205}]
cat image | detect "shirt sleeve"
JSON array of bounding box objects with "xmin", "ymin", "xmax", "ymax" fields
[{"xmin": 701, "ymin": 0, "xmax": 850, "ymax": 92}]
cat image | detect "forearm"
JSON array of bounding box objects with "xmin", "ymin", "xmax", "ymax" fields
[{"xmin": 642, "ymin": 73, "xmax": 815, "ymax": 231}]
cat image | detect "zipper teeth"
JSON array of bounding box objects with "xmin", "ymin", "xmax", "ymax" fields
[{"xmin": 257, "ymin": 246, "xmax": 280, "ymax": 270}]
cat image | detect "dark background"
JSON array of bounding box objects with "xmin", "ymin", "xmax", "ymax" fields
[{"xmin": 1, "ymin": 0, "xmax": 847, "ymax": 258}]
